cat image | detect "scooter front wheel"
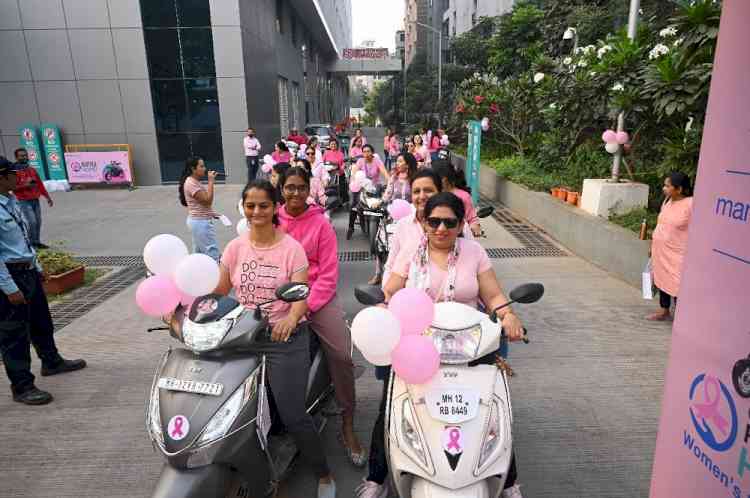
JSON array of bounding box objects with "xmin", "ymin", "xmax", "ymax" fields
[{"xmin": 410, "ymin": 478, "xmax": 491, "ymax": 498}]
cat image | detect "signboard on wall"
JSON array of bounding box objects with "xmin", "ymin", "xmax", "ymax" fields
[
  {"xmin": 342, "ymin": 48, "xmax": 389, "ymax": 59},
  {"xmin": 63, "ymin": 151, "xmax": 132, "ymax": 184},
  {"xmin": 40, "ymin": 123, "xmax": 67, "ymax": 180},
  {"xmin": 17, "ymin": 124, "xmax": 47, "ymax": 180},
  {"xmin": 649, "ymin": 2, "xmax": 750, "ymax": 498}
]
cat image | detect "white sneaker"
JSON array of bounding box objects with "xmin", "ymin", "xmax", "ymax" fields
[
  {"xmin": 355, "ymin": 479, "xmax": 388, "ymax": 498},
  {"xmin": 318, "ymin": 479, "xmax": 336, "ymax": 498},
  {"xmin": 502, "ymin": 484, "xmax": 523, "ymax": 498}
]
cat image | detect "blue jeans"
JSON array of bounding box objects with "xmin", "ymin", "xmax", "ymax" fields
[
  {"xmin": 19, "ymin": 199, "xmax": 42, "ymax": 246},
  {"xmin": 187, "ymin": 217, "xmax": 220, "ymax": 261}
]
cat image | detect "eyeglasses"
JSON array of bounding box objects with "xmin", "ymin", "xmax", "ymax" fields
[
  {"xmin": 425, "ymin": 217, "xmax": 459, "ymax": 230},
  {"xmin": 306, "ymin": 151, "xmax": 316, "ymax": 156},
  {"xmin": 283, "ymin": 184, "xmax": 309, "ymax": 194}
]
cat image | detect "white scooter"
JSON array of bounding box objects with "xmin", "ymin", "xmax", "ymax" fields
[{"xmin": 355, "ymin": 283, "xmax": 544, "ymax": 498}]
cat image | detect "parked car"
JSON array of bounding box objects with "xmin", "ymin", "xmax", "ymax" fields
[{"xmin": 304, "ymin": 124, "xmax": 335, "ymax": 147}]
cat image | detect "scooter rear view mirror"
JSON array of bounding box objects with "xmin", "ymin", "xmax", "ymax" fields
[
  {"xmin": 355, "ymin": 285, "xmax": 385, "ymax": 306},
  {"xmin": 509, "ymin": 283, "xmax": 545, "ymax": 304},
  {"xmin": 275, "ymin": 283, "xmax": 310, "ymax": 303},
  {"xmin": 476, "ymin": 206, "xmax": 494, "ymax": 219}
]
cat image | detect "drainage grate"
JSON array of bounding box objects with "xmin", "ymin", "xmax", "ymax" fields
[
  {"xmin": 338, "ymin": 251, "xmax": 373, "ymax": 262},
  {"xmin": 76, "ymin": 255, "xmax": 144, "ymax": 267},
  {"xmin": 486, "ymin": 247, "xmax": 567, "ymax": 259},
  {"xmin": 51, "ymin": 265, "xmax": 145, "ymax": 331}
]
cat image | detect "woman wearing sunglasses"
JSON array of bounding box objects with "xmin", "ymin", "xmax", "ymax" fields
[
  {"xmin": 358, "ymin": 193, "xmax": 526, "ymax": 498},
  {"xmin": 277, "ymin": 167, "xmax": 366, "ymax": 468}
]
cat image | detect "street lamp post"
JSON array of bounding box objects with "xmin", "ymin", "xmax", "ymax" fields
[
  {"xmin": 415, "ymin": 21, "xmax": 442, "ymax": 123},
  {"xmin": 612, "ymin": 0, "xmax": 640, "ymax": 182}
]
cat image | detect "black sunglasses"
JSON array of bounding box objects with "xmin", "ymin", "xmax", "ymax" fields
[{"xmin": 425, "ymin": 217, "xmax": 459, "ymax": 230}]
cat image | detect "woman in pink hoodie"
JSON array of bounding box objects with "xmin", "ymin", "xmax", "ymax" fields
[{"xmin": 277, "ymin": 166, "xmax": 365, "ymax": 467}]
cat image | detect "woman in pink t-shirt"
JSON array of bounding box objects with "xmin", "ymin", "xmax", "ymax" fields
[
  {"xmin": 349, "ymin": 136, "xmax": 364, "ymax": 161},
  {"xmin": 215, "ymin": 180, "xmax": 336, "ymax": 497},
  {"xmin": 178, "ymin": 156, "xmax": 220, "ymax": 261},
  {"xmin": 412, "ymin": 134, "xmax": 431, "ymax": 168},
  {"xmin": 271, "ymin": 141, "xmax": 292, "ymax": 164}
]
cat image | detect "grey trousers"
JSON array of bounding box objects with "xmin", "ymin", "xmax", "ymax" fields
[{"xmin": 253, "ymin": 323, "xmax": 330, "ymax": 478}]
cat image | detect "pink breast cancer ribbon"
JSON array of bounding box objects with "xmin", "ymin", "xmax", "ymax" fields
[
  {"xmin": 171, "ymin": 416, "xmax": 185, "ymax": 438},
  {"xmin": 446, "ymin": 428, "xmax": 461, "ymax": 452},
  {"xmin": 692, "ymin": 375, "xmax": 729, "ymax": 436}
]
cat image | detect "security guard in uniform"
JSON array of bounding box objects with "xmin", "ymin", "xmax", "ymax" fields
[{"xmin": 0, "ymin": 157, "xmax": 85, "ymax": 405}]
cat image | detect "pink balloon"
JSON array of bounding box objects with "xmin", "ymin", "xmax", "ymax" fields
[
  {"xmin": 136, "ymin": 275, "xmax": 181, "ymax": 317},
  {"xmin": 388, "ymin": 199, "xmax": 412, "ymax": 221},
  {"xmin": 615, "ymin": 131, "xmax": 629, "ymax": 145},
  {"xmin": 602, "ymin": 129, "xmax": 617, "ymax": 143},
  {"xmin": 392, "ymin": 336, "xmax": 440, "ymax": 384},
  {"xmin": 389, "ymin": 288, "xmax": 434, "ymax": 336},
  {"xmin": 261, "ymin": 162, "xmax": 273, "ymax": 173}
]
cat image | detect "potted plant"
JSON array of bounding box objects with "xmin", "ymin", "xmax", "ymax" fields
[
  {"xmin": 556, "ymin": 187, "xmax": 569, "ymax": 200},
  {"xmin": 37, "ymin": 247, "xmax": 85, "ymax": 295}
]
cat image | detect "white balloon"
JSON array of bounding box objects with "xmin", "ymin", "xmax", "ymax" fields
[
  {"xmin": 143, "ymin": 234, "xmax": 188, "ymax": 276},
  {"xmin": 605, "ymin": 142, "xmax": 620, "ymax": 154},
  {"xmin": 481, "ymin": 117, "xmax": 490, "ymax": 131},
  {"xmin": 351, "ymin": 307, "xmax": 402, "ymax": 366},
  {"xmin": 236, "ymin": 218, "xmax": 249, "ymax": 236},
  {"xmin": 174, "ymin": 253, "xmax": 221, "ymax": 297},
  {"xmin": 263, "ymin": 154, "xmax": 274, "ymax": 165}
]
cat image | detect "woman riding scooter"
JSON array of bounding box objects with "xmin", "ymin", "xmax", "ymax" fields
[
  {"xmin": 347, "ymin": 144, "xmax": 390, "ymax": 240},
  {"xmin": 277, "ymin": 167, "xmax": 366, "ymax": 466},
  {"xmin": 356, "ymin": 192, "xmax": 525, "ymax": 498},
  {"xmin": 214, "ymin": 180, "xmax": 336, "ymax": 498}
]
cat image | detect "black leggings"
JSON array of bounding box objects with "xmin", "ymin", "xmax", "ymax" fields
[
  {"xmin": 658, "ymin": 288, "xmax": 676, "ymax": 310},
  {"xmin": 367, "ymin": 369, "xmax": 518, "ymax": 488}
]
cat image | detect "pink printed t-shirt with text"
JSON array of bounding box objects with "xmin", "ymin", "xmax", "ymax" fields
[{"xmin": 220, "ymin": 233, "xmax": 308, "ymax": 325}]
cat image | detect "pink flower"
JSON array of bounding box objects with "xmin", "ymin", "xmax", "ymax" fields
[
  {"xmin": 489, "ymin": 103, "xmax": 499, "ymax": 114},
  {"xmin": 455, "ymin": 103, "xmax": 465, "ymax": 113},
  {"xmin": 474, "ymin": 95, "xmax": 485, "ymax": 104}
]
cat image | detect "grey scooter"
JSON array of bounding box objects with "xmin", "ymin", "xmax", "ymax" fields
[{"xmin": 145, "ymin": 283, "xmax": 333, "ymax": 498}]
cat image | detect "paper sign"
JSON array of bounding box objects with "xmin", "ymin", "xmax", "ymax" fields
[
  {"xmin": 642, "ymin": 258, "xmax": 654, "ymax": 300},
  {"xmin": 18, "ymin": 124, "xmax": 48, "ymax": 180},
  {"xmin": 40, "ymin": 124, "xmax": 67, "ymax": 180},
  {"xmin": 63, "ymin": 151, "xmax": 132, "ymax": 184}
]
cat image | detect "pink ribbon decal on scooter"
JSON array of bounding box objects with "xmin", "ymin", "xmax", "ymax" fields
[
  {"xmin": 692, "ymin": 375, "xmax": 729, "ymax": 435},
  {"xmin": 446, "ymin": 428, "xmax": 462, "ymax": 452},
  {"xmin": 171, "ymin": 416, "xmax": 185, "ymax": 438}
]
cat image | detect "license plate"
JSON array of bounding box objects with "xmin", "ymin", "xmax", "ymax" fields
[
  {"xmin": 425, "ymin": 388, "xmax": 480, "ymax": 424},
  {"xmin": 363, "ymin": 211, "xmax": 383, "ymax": 217},
  {"xmin": 158, "ymin": 377, "xmax": 224, "ymax": 396}
]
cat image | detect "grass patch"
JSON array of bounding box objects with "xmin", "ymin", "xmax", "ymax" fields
[
  {"xmin": 609, "ymin": 208, "xmax": 658, "ymax": 238},
  {"xmin": 47, "ymin": 267, "xmax": 109, "ymax": 302}
]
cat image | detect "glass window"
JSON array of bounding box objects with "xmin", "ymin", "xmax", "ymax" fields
[
  {"xmin": 157, "ymin": 133, "xmax": 191, "ymax": 182},
  {"xmin": 186, "ymin": 79, "xmax": 219, "ymax": 131},
  {"xmin": 145, "ymin": 29, "xmax": 182, "ymax": 78},
  {"xmin": 177, "ymin": 0, "xmax": 211, "ymax": 27},
  {"xmin": 181, "ymin": 28, "xmax": 215, "ymax": 77},
  {"xmin": 152, "ymin": 80, "xmax": 189, "ymax": 132},
  {"xmin": 191, "ymin": 132, "xmax": 224, "ymax": 173},
  {"xmin": 141, "ymin": 1, "xmax": 177, "ymax": 28},
  {"xmin": 276, "ymin": 0, "xmax": 283, "ymax": 33}
]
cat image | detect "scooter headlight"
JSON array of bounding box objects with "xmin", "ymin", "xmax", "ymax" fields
[
  {"xmin": 475, "ymin": 399, "xmax": 506, "ymax": 475},
  {"xmin": 195, "ymin": 367, "xmax": 260, "ymax": 448},
  {"xmin": 182, "ymin": 318, "xmax": 233, "ymax": 353},
  {"xmin": 400, "ymin": 398, "xmax": 434, "ymax": 475},
  {"xmin": 426, "ymin": 325, "xmax": 482, "ymax": 364}
]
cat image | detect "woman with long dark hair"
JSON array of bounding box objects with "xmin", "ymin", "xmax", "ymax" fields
[
  {"xmin": 179, "ymin": 156, "xmax": 219, "ymax": 261},
  {"xmin": 432, "ymin": 160, "xmax": 482, "ymax": 237},
  {"xmin": 215, "ymin": 179, "xmax": 336, "ymax": 498},
  {"xmin": 648, "ymin": 171, "xmax": 694, "ymax": 321},
  {"xmin": 277, "ymin": 167, "xmax": 366, "ymax": 467}
]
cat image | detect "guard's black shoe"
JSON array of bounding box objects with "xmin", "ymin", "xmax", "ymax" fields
[
  {"xmin": 346, "ymin": 228, "xmax": 354, "ymax": 240},
  {"xmin": 34, "ymin": 243, "xmax": 50, "ymax": 249},
  {"xmin": 13, "ymin": 386, "xmax": 53, "ymax": 405},
  {"xmin": 41, "ymin": 358, "xmax": 87, "ymax": 376}
]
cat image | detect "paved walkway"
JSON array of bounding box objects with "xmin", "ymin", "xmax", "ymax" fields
[{"xmin": 0, "ymin": 131, "xmax": 671, "ymax": 498}]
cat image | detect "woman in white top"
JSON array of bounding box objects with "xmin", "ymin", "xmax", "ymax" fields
[{"xmin": 178, "ymin": 156, "xmax": 219, "ymax": 261}]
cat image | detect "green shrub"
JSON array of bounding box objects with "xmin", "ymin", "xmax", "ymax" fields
[
  {"xmin": 609, "ymin": 207, "xmax": 659, "ymax": 237},
  {"xmin": 37, "ymin": 247, "xmax": 82, "ymax": 275}
]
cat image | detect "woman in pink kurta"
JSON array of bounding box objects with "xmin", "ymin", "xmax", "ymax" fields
[{"xmin": 648, "ymin": 172, "xmax": 694, "ymax": 321}]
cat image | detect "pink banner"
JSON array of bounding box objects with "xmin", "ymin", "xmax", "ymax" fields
[
  {"xmin": 63, "ymin": 151, "xmax": 132, "ymax": 184},
  {"xmin": 650, "ymin": 2, "xmax": 750, "ymax": 498},
  {"xmin": 343, "ymin": 48, "xmax": 389, "ymax": 60}
]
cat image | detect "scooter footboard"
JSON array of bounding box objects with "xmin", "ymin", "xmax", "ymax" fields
[
  {"xmin": 151, "ymin": 463, "xmax": 233, "ymax": 498},
  {"xmin": 411, "ymin": 478, "xmax": 491, "ymax": 498}
]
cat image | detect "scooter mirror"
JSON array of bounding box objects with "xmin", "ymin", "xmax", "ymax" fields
[
  {"xmin": 509, "ymin": 283, "xmax": 544, "ymax": 304},
  {"xmin": 355, "ymin": 285, "xmax": 385, "ymax": 306},
  {"xmin": 476, "ymin": 206, "xmax": 494, "ymax": 219},
  {"xmin": 275, "ymin": 283, "xmax": 310, "ymax": 302}
]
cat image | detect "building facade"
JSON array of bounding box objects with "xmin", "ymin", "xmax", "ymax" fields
[
  {"xmin": 443, "ymin": 0, "xmax": 515, "ymax": 39},
  {"xmin": 404, "ymin": 0, "xmax": 448, "ymax": 68},
  {"xmin": 0, "ymin": 0, "xmax": 351, "ymax": 185}
]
